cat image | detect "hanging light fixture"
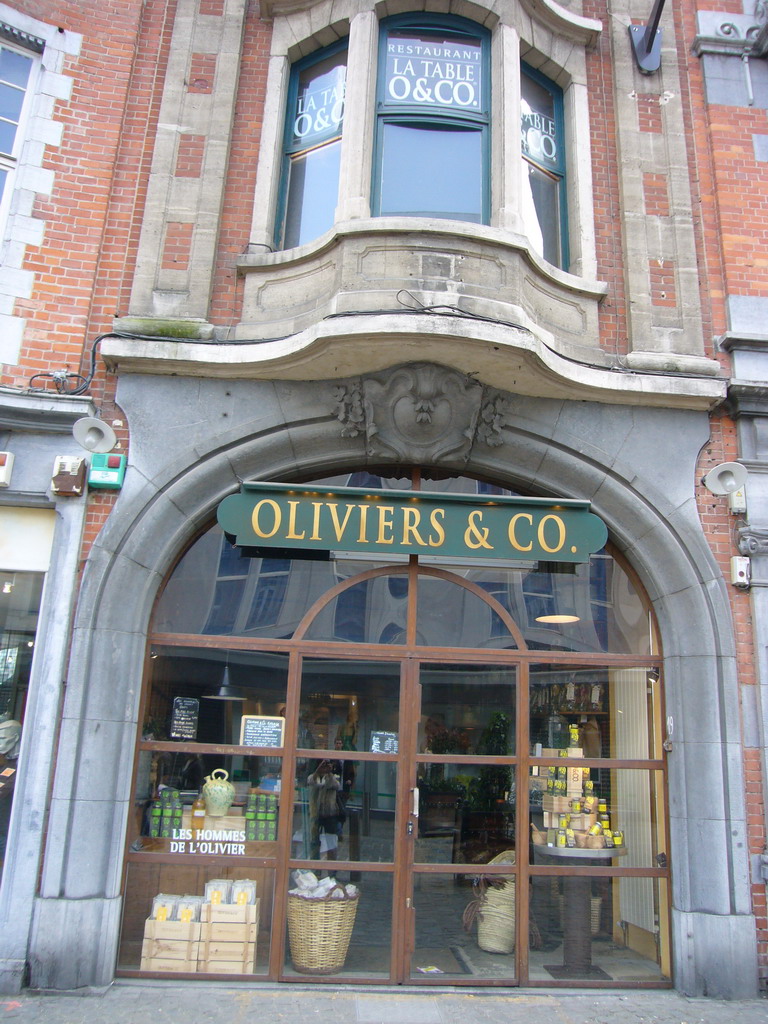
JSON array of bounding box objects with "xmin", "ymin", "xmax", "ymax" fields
[{"xmin": 203, "ymin": 659, "xmax": 246, "ymax": 701}]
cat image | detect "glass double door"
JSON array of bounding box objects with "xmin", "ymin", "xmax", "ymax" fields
[{"xmin": 287, "ymin": 655, "xmax": 519, "ymax": 984}]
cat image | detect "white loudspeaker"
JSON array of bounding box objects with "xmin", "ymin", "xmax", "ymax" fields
[
  {"xmin": 72, "ymin": 416, "xmax": 117, "ymax": 454},
  {"xmin": 702, "ymin": 461, "xmax": 748, "ymax": 496}
]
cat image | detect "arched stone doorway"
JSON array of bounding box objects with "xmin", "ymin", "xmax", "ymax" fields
[{"xmin": 23, "ymin": 366, "xmax": 756, "ymax": 997}]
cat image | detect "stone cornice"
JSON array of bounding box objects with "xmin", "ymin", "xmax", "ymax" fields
[{"xmin": 0, "ymin": 391, "xmax": 95, "ymax": 433}]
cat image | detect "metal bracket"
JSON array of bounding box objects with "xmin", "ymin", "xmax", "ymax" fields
[{"xmin": 629, "ymin": 0, "xmax": 668, "ymax": 73}]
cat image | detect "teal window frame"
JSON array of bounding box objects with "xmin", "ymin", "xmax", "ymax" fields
[
  {"xmin": 276, "ymin": 39, "xmax": 347, "ymax": 250},
  {"xmin": 521, "ymin": 62, "xmax": 569, "ymax": 269},
  {"xmin": 372, "ymin": 13, "xmax": 491, "ymax": 225}
]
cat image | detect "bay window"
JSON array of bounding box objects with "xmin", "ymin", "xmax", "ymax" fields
[{"xmin": 373, "ymin": 15, "xmax": 490, "ymax": 224}]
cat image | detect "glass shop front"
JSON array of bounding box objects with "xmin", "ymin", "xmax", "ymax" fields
[{"xmin": 118, "ymin": 474, "xmax": 670, "ymax": 986}]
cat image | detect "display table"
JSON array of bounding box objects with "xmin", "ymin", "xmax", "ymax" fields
[{"xmin": 534, "ymin": 844, "xmax": 626, "ymax": 979}]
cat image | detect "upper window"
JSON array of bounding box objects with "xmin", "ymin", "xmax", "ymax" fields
[
  {"xmin": 0, "ymin": 41, "xmax": 35, "ymax": 224},
  {"xmin": 520, "ymin": 64, "xmax": 567, "ymax": 268},
  {"xmin": 278, "ymin": 42, "xmax": 347, "ymax": 249},
  {"xmin": 373, "ymin": 15, "xmax": 490, "ymax": 224}
]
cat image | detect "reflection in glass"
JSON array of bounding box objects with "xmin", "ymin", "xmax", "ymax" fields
[
  {"xmin": 292, "ymin": 758, "xmax": 396, "ymax": 864},
  {"xmin": 416, "ymin": 762, "xmax": 516, "ymax": 864},
  {"xmin": 144, "ymin": 647, "xmax": 289, "ymax": 747},
  {"xmin": 420, "ymin": 664, "xmax": 516, "ymax": 754},
  {"xmin": 416, "ymin": 575, "xmax": 518, "ymax": 649},
  {"xmin": 529, "ymin": 666, "xmax": 662, "ymax": 760},
  {"xmin": 283, "ymin": 138, "xmax": 341, "ymax": 248},
  {"xmin": 119, "ymin": 862, "xmax": 275, "ymax": 975},
  {"xmin": 154, "ymin": 526, "xmax": 652, "ymax": 655},
  {"xmin": 284, "ymin": 869, "xmax": 392, "ymax": 978},
  {"xmin": 379, "ymin": 122, "xmax": 483, "ymax": 222},
  {"xmin": 412, "ymin": 870, "xmax": 517, "ymax": 981},
  {"xmin": 528, "ymin": 872, "xmax": 669, "ymax": 983},
  {"xmin": 298, "ymin": 658, "xmax": 400, "ymax": 753}
]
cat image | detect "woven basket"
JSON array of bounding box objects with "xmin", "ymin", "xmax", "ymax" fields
[
  {"xmin": 287, "ymin": 886, "xmax": 359, "ymax": 975},
  {"xmin": 473, "ymin": 850, "xmax": 516, "ymax": 955}
]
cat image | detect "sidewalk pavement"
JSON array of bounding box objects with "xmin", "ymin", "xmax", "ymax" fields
[{"xmin": 1, "ymin": 984, "xmax": 766, "ymax": 1024}]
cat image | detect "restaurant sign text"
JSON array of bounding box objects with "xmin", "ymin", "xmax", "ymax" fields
[{"xmin": 217, "ymin": 483, "xmax": 607, "ymax": 563}]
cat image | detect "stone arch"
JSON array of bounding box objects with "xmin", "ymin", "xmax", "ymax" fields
[{"xmin": 28, "ymin": 367, "xmax": 756, "ymax": 997}]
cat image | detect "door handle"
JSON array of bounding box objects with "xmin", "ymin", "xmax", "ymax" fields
[{"xmin": 411, "ymin": 787, "xmax": 419, "ymax": 818}]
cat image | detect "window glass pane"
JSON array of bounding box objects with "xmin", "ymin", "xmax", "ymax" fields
[
  {"xmin": 153, "ymin": 531, "xmax": 361, "ymax": 640},
  {"xmin": 523, "ymin": 163, "xmax": 561, "ymax": 266},
  {"xmin": 416, "ymin": 762, "xmax": 516, "ymax": 864},
  {"xmin": 284, "ymin": 869, "xmax": 392, "ymax": 979},
  {"xmin": 0, "ymin": 119, "xmax": 16, "ymax": 155},
  {"xmin": 531, "ymin": 767, "xmax": 666, "ymax": 869},
  {"xmin": 281, "ymin": 45, "xmax": 346, "ymax": 250},
  {"xmin": 120, "ymin": 862, "xmax": 275, "ymax": 976},
  {"xmin": 292, "ymin": 760, "xmax": 397, "ymax": 863},
  {"xmin": 382, "ymin": 30, "xmax": 483, "ymax": 114},
  {"xmin": 379, "ymin": 123, "xmax": 482, "ymax": 221},
  {"xmin": 521, "ymin": 73, "xmax": 561, "ymax": 175},
  {"xmin": 0, "ymin": 83, "xmax": 24, "ymax": 123},
  {"xmin": 0, "ymin": 48, "xmax": 33, "ymax": 89},
  {"xmin": 0, "ymin": 570, "xmax": 42, "ymax": 886},
  {"xmin": 298, "ymin": 658, "xmax": 400, "ymax": 753},
  {"xmin": 290, "ymin": 51, "xmax": 346, "ymax": 149},
  {"xmin": 302, "ymin": 573, "xmax": 409, "ymax": 644},
  {"xmin": 528, "ymin": 873, "xmax": 670, "ymax": 982},
  {"xmin": 529, "ymin": 665, "xmax": 662, "ymax": 761},
  {"xmin": 143, "ymin": 646, "xmax": 288, "ymax": 746},
  {"xmin": 412, "ymin": 868, "xmax": 517, "ymax": 981},
  {"xmin": 416, "ymin": 574, "xmax": 518, "ymax": 648},
  {"xmin": 283, "ymin": 138, "xmax": 341, "ymax": 248},
  {"xmin": 132, "ymin": 751, "xmax": 283, "ymax": 852},
  {"xmin": 419, "ymin": 663, "xmax": 516, "ymax": 755}
]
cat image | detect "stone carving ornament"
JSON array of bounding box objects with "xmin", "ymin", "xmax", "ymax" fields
[{"xmin": 332, "ymin": 363, "xmax": 510, "ymax": 463}]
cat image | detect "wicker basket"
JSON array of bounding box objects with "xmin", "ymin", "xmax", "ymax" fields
[
  {"xmin": 287, "ymin": 886, "xmax": 359, "ymax": 975},
  {"xmin": 466, "ymin": 850, "xmax": 516, "ymax": 955}
]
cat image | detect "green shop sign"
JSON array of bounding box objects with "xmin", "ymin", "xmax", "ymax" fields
[{"xmin": 217, "ymin": 483, "xmax": 608, "ymax": 563}]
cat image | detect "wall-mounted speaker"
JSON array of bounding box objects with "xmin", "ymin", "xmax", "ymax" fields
[{"xmin": 72, "ymin": 416, "xmax": 117, "ymax": 454}]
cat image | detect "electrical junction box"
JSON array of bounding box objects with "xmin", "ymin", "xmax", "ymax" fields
[
  {"xmin": 0, "ymin": 452, "xmax": 14, "ymax": 487},
  {"xmin": 88, "ymin": 452, "xmax": 126, "ymax": 490},
  {"xmin": 51, "ymin": 456, "xmax": 87, "ymax": 496}
]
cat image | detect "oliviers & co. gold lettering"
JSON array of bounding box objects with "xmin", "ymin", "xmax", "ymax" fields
[{"xmin": 217, "ymin": 483, "xmax": 608, "ymax": 564}]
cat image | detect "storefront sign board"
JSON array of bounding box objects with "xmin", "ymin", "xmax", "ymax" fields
[{"xmin": 217, "ymin": 483, "xmax": 608, "ymax": 563}]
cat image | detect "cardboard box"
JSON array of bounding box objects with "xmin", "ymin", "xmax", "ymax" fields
[{"xmin": 542, "ymin": 794, "xmax": 571, "ymax": 813}]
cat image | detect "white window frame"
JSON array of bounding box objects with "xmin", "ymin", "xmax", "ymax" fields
[
  {"xmin": 0, "ymin": 6, "xmax": 81, "ymax": 367},
  {"xmin": 0, "ymin": 35, "xmax": 40, "ymax": 239}
]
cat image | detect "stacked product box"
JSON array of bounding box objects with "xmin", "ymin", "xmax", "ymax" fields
[
  {"xmin": 140, "ymin": 881, "xmax": 260, "ymax": 974},
  {"xmin": 148, "ymin": 788, "xmax": 183, "ymax": 838},
  {"xmin": 245, "ymin": 793, "xmax": 278, "ymax": 841}
]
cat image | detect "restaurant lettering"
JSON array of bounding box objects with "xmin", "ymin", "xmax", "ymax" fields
[
  {"xmin": 217, "ymin": 484, "xmax": 608, "ymax": 563},
  {"xmin": 385, "ymin": 38, "xmax": 482, "ymax": 111}
]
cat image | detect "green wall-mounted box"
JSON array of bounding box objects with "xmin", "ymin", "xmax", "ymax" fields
[{"xmin": 88, "ymin": 453, "xmax": 126, "ymax": 489}]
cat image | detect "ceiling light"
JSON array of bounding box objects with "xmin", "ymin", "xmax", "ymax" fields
[{"xmin": 535, "ymin": 612, "xmax": 580, "ymax": 624}]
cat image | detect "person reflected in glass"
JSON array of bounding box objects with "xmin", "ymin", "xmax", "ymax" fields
[{"xmin": 307, "ymin": 758, "xmax": 343, "ymax": 861}]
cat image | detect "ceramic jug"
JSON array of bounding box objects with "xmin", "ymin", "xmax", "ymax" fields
[{"xmin": 202, "ymin": 768, "xmax": 235, "ymax": 817}]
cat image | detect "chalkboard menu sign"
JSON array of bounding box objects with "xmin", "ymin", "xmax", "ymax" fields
[
  {"xmin": 170, "ymin": 697, "xmax": 199, "ymax": 739},
  {"xmin": 370, "ymin": 730, "xmax": 398, "ymax": 753},
  {"xmin": 240, "ymin": 715, "xmax": 285, "ymax": 748}
]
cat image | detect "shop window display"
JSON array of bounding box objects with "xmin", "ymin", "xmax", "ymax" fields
[{"xmin": 122, "ymin": 474, "xmax": 668, "ymax": 985}]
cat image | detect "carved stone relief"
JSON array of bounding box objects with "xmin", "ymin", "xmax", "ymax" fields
[{"xmin": 331, "ymin": 363, "xmax": 511, "ymax": 462}]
